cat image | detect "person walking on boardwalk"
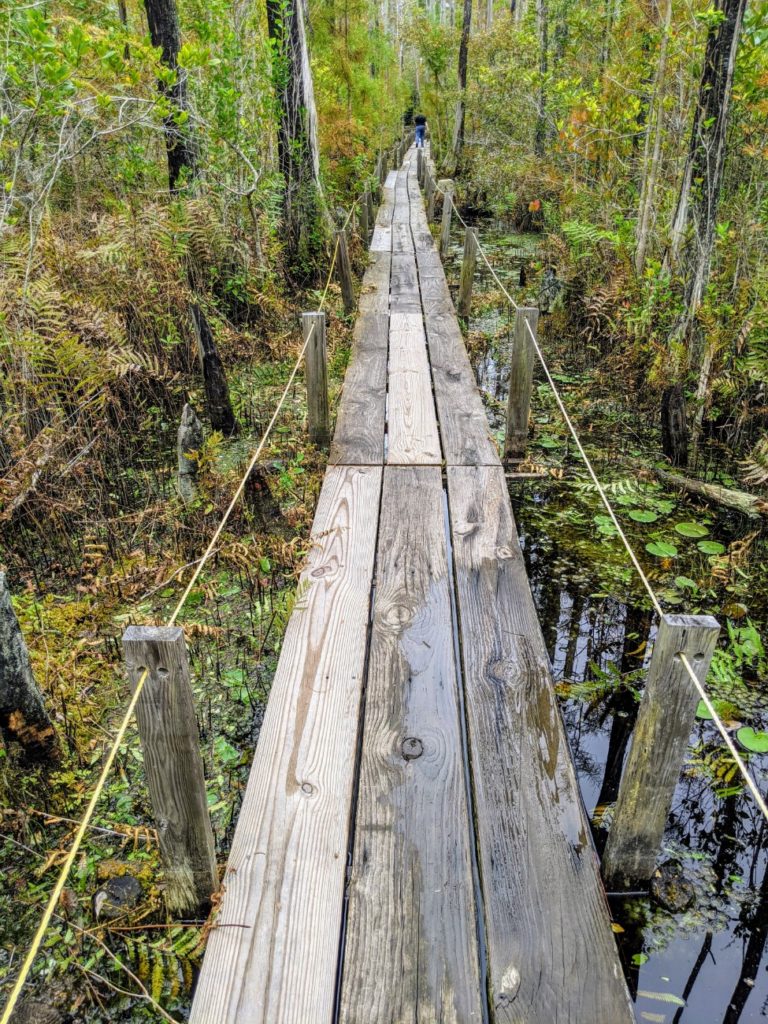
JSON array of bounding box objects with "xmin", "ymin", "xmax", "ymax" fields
[{"xmin": 414, "ymin": 113, "xmax": 427, "ymax": 148}]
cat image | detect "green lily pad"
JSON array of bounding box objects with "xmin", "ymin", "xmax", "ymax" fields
[
  {"xmin": 646, "ymin": 541, "xmax": 678, "ymax": 558},
  {"xmin": 736, "ymin": 727, "xmax": 768, "ymax": 754},
  {"xmin": 696, "ymin": 698, "xmax": 740, "ymax": 721},
  {"xmin": 538, "ymin": 435, "xmax": 561, "ymax": 449},
  {"xmin": 629, "ymin": 510, "xmax": 658, "ymax": 523},
  {"xmin": 675, "ymin": 522, "xmax": 709, "ymax": 538},
  {"xmin": 697, "ymin": 540, "xmax": 726, "ymax": 555}
]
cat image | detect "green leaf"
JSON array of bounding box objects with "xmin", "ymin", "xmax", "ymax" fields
[
  {"xmin": 736, "ymin": 727, "xmax": 768, "ymax": 754},
  {"xmin": 629, "ymin": 510, "xmax": 658, "ymax": 523},
  {"xmin": 675, "ymin": 522, "xmax": 709, "ymax": 538},
  {"xmin": 697, "ymin": 540, "xmax": 726, "ymax": 555},
  {"xmin": 632, "ymin": 953, "xmax": 649, "ymax": 967},
  {"xmin": 645, "ymin": 541, "xmax": 678, "ymax": 558},
  {"xmin": 674, "ymin": 576, "xmax": 697, "ymax": 590}
]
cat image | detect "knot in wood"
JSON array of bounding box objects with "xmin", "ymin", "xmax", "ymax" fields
[
  {"xmin": 401, "ymin": 737, "xmax": 423, "ymax": 761},
  {"xmin": 301, "ymin": 781, "xmax": 315, "ymax": 795}
]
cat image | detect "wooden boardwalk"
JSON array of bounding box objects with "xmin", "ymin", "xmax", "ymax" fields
[{"xmin": 190, "ymin": 150, "xmax": 634, "ymax": 1024}]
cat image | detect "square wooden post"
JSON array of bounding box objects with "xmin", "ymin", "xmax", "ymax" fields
[
  {"xmin": 458, "ymin": 227, "xmax": 479, "ymax": 318},
  {"xmin": 504, "ymin": 307, "xmax": 539, "ymax": 461},
  {"xmin": 439, "ymin": 180, "xmax": 454, "ymax": 257},
  {"xmin": 123, "ymin": 626, "xmax": 217, "ymax": 917},
  {"xmin": 302, "ymin": 311, "xmax": 329, "ymax": 448},
  {"xmin": 601, "ymin": 614, "xmax": 720, "ymax": 891}
]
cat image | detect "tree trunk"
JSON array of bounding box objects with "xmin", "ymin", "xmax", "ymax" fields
[
  {"xmin": 534, "ymin": 0, "xmax": 548, "ymax": 157},
  {"xmin": 652, "ymin": 466, "xmax": 768, "ymax": 519},
  {"xmin": 266, "ymin": 0, "xmax": 327, "ymax": 276},
  {"xmin": 450, "ymin": 0, "xmax": 472, "ymax": 173},
  {"xmin": 0, "ymin": 572, "xmax": 59, "ymax": 762},
  {"xmin": 191, "ymin": 305, "xmax": 238, "ymax": 436},
  {"xmin": 634, "ymin": 0, "xmax": 671, "ymax": 275},
  {"xmin": 666, "ymin": 0, "xmax": 748, "ymax": 332},
  {"xmin": 144, "ymin": 0, "xmax": 197, "ymax": 191},
  {"xmin": 660, "ymin": 383, "xmax": 689, "ymax": 468},
  {"xmin": 177, "ymin": 402, "xmax": 204, "ymax": 503}
]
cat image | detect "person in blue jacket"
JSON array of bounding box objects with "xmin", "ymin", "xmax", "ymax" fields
[{"xmin": 414, "ymin": 113, "xmax": 427, "ymax": 148}]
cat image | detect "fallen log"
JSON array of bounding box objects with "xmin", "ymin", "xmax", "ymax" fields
[{"xmin": 652, "ymin": 466, "xmax": 768, "ymax": 519}]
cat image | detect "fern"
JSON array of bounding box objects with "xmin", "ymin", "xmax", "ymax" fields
[{"xmin": 741, "ymin": 435, "xmax": 768, "ymax": 487}]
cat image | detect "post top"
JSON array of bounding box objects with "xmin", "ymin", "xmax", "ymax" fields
[{"xmin": 123, "ymin": 625, "xmax": 184, "ymax": 643}]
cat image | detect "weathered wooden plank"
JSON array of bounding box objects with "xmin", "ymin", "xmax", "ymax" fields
[
  {"xmin": 416, "ymin": 248, "xmax": 443, "ymax": 278},
  {"xmin": 423, "ymin": 312, "xmax": 500, "ymax": 466},
  {"xmin": 392, "ymin": 221, "xmax": 414, "ymax": 254},
  {"xmin": 447, "ymin": 464, "xmax": 634, "ymax": 1024},
  {"xmin": 357, "ymin": 252, "xmax": 391, "ymax": 315},
  {"xmin": 370, "ymin": 225, "xmax": 392, "ymax": 253},
  {"xmin": 390, "ymin": 253, "xmax": 419, "ymax": 294},
  {"xmin": 386, "ymin": 312, "xmax": 441, "ymax": 465},
  {"xmin": 339, "ymin": 466, "xmax": 483, "ymax": 1024},
  {"xmin": 189, "ymin": 465, "xmax": 382, "ymax": 1024},
  {"xmin": 330, "ymin": 314, "xmax": 389, "ymax": 465},
  {"xmin": 384, "ymin": 170, "xmax": 398, "ymax": 189}
]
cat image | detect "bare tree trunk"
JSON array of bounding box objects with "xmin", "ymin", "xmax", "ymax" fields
[
  {"xmin": 666, "ymin": 0, "xmax": 748, "ymax": 321},
  {"xmin": 534, "ymin": 0, "xmax": 548, "ymax": 157},
  {"xmin": 267, "ymin": 0, "xmax": 327, "ymax": 276},
  {"xmin": 450, "ymin": 0, "xmax": 472, "ymax": 173},
  {"xmin": 635, "ymin": 0, "xmax": 671, "ymax": 276},
  {"xmin": 144, "ymin": 0, "xmax": 197, "ymax": 191},
  {"xmin": 0, "ymin": 573, "xmax": 59, "ymax": 762}
]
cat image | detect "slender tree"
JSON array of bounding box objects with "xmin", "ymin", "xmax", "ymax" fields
[
  {"xmin": 534, "ymin": 0, "xmax": 548, "ymax": 157},
  {"xmin": 144, "ymin": 0, "xmax": 238, "ymax": 435},
  {"xmin": 267, "ymin": 0, "xmax": 327, "ymax": 275},
  {"xmin": 634, "ymin": 0, "xmax": 672, "ymax": 276},
  {"xmin": 664, "ymin": 0, "xmax": 748, "ymax": 452},
  {"xmin": 144, "ymin": 0, "xmax": 197, "ymax": 190},
  {"xmin": 450, "ymin": 0, "xmax": 472, "ymax": 172}
]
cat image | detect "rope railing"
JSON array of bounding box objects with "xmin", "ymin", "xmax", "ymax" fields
[
  {"xmin": 426, "ymin": 161, "xmax": 768, "ymax": 824},
  {"xmin": 0, "ymin": 221, "xmax": 353, "ymax": 1022}
]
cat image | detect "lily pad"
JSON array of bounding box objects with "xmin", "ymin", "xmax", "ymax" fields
[
  {"xmin": 736, "ymin": 727, "xmax": 768, "ymax": 754},
  {"xmin": 697, "ymin": 540, "xmax": 726, "ymax": 555},
  {"xmin": 675, "ymin": 522, "xmax": 709, "ymax": 538},
  {"xmin": 674, "ymin": 576, "xmax": 698, "ymax": 590},
  {"xmin": 696, "ymin": 698, "xmax": 740, "ymax": 722},
  {"xmin": 646, "ymin": 541, "xmax": 678, "ymax": 558},
  {"xmin": 629, "ymin": 510, "xmax": 658, "ymax": 523}
]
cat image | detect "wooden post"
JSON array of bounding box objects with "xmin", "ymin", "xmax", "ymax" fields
[
  {"xmin": 504, "ymin": 307, "xmax": 539, "ymax": 461},
  {"xmin": 122, "ymin": 626, "xmax": 217, "ymax": 917},
  {"xmin": 426, "ymin": 174, "xmax": 436, "ymax": 220},
  {"xmin": 601, "ymin": 614, "xmax": 720, "ymax": 891},
  {"xmin": 360, "ymin": 191, "xmax": 370, "ymax": 240},
  {"xmin": 335, "ymin": 229, "xmax": 355, "ymax": 315},
  {"xmin": 439, "ymin": 179, "xmax": 454, "ymax": 257},
  {"xmin": 366, "ymin": 187, "xmax": 375, "ymax": 227},
  {"xmin": 457, "ymin": 227, "xmax": 478, "ymax": 318},
  {"xmin": 417, "ymin": 149, "xmax": 424, "ymax": 186},
  {"xmin": 303, "ymin": 311, "xmax": 329, "ymax": 448},
  {"xmin": 380, "ymin": 151, "xmax": 388, "ymax": 186}
]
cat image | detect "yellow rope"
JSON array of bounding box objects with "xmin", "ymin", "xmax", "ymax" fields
[{"xmin": 0, "ymin": 234, "xmax": 344, "ymax": 1024}]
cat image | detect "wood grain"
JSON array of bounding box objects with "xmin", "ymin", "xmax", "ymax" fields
[
  {"xmin": 190, "ymin": 465, "xmax": 382, "ymax": 1024},
  {"xmin": 447, "ymin": 465, "xmax": 634, "ymax": 1024},
  {"xmin": 386, "ymin": 312, "xmax": 441, "ymax": 465},
  {"xmin": 602, "ymin": 613, "xmax": 720, "ymax": 890},
  {"xmin": 330, "ymin": 313, "xmax": 389, "ymax": 465},
  {"xmin": 339, "ymin": 466, "xmax": 483, "ymax": 1024},
  {"xmin": 123, "ymin": 626, "xmax": 217, "ymax": 917},
  {"xmin": 358, "ymin": 252, "xmax": 391, "ymax": 314},
  {"xmin": 424, "ymin": 312, "xmax": 500, "ymax": 466}
]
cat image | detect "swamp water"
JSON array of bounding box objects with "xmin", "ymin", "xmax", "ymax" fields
[{"xmin": 442, "ymin": 216, "xmax": 768, "ymax": 1023}]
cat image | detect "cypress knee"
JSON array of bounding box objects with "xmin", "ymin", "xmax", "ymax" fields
[
  {"xmin": 191, "ymin": 305, "xmax": 238, "ymax": 437},
  {"xmin": 0, "ymin": 573, "xmax": 59, "ymax": 762}
]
